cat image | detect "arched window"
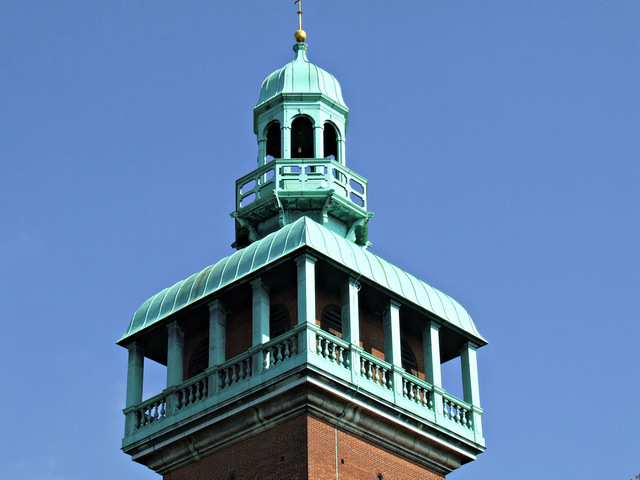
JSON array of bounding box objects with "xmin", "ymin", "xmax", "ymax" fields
[
  {"xmin": 270, "ymin": 304, "xmax": 290, "ymax": 338},
  {"xmin": 189, "ymin": 339, "xmax": 209, "ymax": 378},
  {"xmin": 401, "ymin": 339, "xmax": 418, "ymax": 374},
  {"xmin": 321, "ymin": 304, "xmax": 342, "ymax": 338},
  {"xmin": 266, "ymin": 121, "xmax": 281, "ymax": 160},
  {"xmin": 291, "ymin": 116, "xmax": 314, "ymax": 158},
  {"xmin": 323, "ymin": 122, "xmax": 338, "ymax": 160}
]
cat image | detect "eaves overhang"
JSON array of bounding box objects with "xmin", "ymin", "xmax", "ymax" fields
[{"xmin": 118, "ymin": 217, "xmax": 487, "ymax": 345}]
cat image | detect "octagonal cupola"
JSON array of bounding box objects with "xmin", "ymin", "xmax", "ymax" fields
[
  {"xmin": 254, "ymin": 42, "xmax": 349, "ymax": 165},
  {"xmin": 232, "ymin": 41, "xmax": 372, "ymax": 250}
]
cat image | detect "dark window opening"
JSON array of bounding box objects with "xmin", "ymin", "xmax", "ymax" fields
[
  {"xmin": 189, "ymin": 339, "xmax": 209, "ymax": 378},
  {"xmin": 291, "ymin": 116, "xmax": 314, "ymax": 158},
  {"xmin": 321, "ymin": 304, "xmax": 342, "ymax": 338},
  {"xmin": 266, "ymin": 121, "xmax": 281, "ymax": 160},
  {"xmin": 270, "ymin": 304, "xmax": 291, "ymax": 338},
  {"xmin": 401, "ymin": 339, "xmax": 418, "ymax": 374},
  {"xmin": 323, "ymin": 122, "xmax": 338, "ymax": 160}
]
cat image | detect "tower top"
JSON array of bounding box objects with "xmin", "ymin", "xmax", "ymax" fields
[{"xmin": 294, "ymin": 0, "xmax": 307, "ymax": 42}]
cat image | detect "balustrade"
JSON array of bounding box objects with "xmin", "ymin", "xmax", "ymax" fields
[
  {"xmin": 219, "ymin": 357, "xmax": 252, "ymax": 389},
  {"xmin": 125, "ymin": 326, "xmax": 479, "ymax": 444},
  {"xmin": 133, "ymin": 395, "xmax": 167, "ymax": 429},
  {"xmin": 236, "ymin": 158, "xmax": 368, "ymax": 211},
  {"xmin": 441, "ymin": 394, "xmax": 473, "ymax": 430},
  {"xmin": 177, "ymin": 375, "xmax": 208, "ymax": 409},
  {"xmin": 315, "ymin": 330, "xmax": 350, "ymax": 369},
  {"xmin": 402, "ymin": 374, "xmax": 434, "ymax": 410},
  {"xmin": 264, "ymin": 332, "xmax": 298, "ymax": 367},
  {"xmin": 359, "ymin": 352, "xmax": 392, "ymax": 390}
]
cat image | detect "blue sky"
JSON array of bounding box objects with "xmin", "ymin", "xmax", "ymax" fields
[{"xmin": 1, "ymin": 1, "xmax": 638, "ymax": 479}]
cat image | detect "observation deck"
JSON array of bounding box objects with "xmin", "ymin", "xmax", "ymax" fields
[
  {"xmin": 233, "ymin": 158, "xmax": 372, "ymax": 247},
  {"xmin": 119, "ymin": 218, "xmax": 486, "ymax": 476}
]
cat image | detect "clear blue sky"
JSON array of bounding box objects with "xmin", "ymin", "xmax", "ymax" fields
[{"xmin": 1, "ymin": 1, "xmax": 638, "ymax": 479}]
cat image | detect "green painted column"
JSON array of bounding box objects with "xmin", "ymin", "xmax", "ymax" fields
[
  {"xmin": 341, "ymin": 277, "xmax": 360, "ymax": 345},
  {"xmin": 296, "ymin": 253, "xmax": 317, "ymax": 355},
  {"xmin": 461, "ymin": 341, "xmax": 484, "ymax": 439},
  {"xmin": 423, "ymin": 321, "xmax": 444, "ymax": 416},
  {"xmin": 257, "ymin": 138, "xmax": 266, "ymax": 166},
  {"xmin": 207, "ymin": 299, "xmax": 226, "ymax": 396},
  {"xmin": 208, "ymin": 299, "xmax": 226, "ymax": 367},
  {"xmin": 383, "ymin": 300, "xmax": 402, "ymax": 368},
  {"xmin": 251, "ymin": 278, "xmax": 270, "ymax": 372},
  {"xmin": 125, "ymin": 342, "xmax": 144, "ymax": 434},
  {"xmin": 338, "ymin": 137, "xmax": 346, "ymax": 166},
  {"xmin": 125, "ymin": 342, "xmax": 144, "ymax": 408},
  {"xmin": 282, "ymin": 125, "xmax": 291, "ymax": 159},
  {"xmin": 314, "ymin": 125, "xmax": 323, "ymax": 158},
  {"xmin": 383, "ymin": 300, "xmax": 403, "ymax": 400},
  {"xmin": 166, "ymin": 320, "xmax": 185, "ymax": 388},
  {"xmin": 341, "ymin": 276, "xmax": 360, "ymax": 382}
]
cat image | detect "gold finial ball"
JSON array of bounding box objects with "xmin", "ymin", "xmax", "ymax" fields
[{"xmin": 295, "ymin": 29, "xmax": 307, "ymax": 43}]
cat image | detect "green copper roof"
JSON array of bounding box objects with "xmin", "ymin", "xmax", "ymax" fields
[
  {"xmin": 256, "ymin": 43, "xmax": 347, "ymax": 110},
  {"xmin": 119, "ymin": 217, "xmax": 486, "ymax": 344}
]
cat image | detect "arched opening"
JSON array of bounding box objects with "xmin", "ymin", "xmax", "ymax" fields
[
  {"xmin": 323, "ymin": 122, "xmax": 338, "ymax": 160},
  {"xmin": 188, "ymin": 339, "xmax": 209, "ymax": 378},
  {"xmin": 291, "ymin": 116, "xmax": 314, "ymax": 158},
  {"xmin": 266, "ymin": 121, "xmax": 281, "ymax": 160},
  {"xmin": 270, "ymin": 304, "xmax": 290, "ymax": 338},
  {"xmin": 321, "ymin": 304, "xmax": 342, "ymax": 338}
]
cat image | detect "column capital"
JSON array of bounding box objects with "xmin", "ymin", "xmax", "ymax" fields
[
  {"xmin": 124, "ymin": 339, "xmax": 145, "ymax": 351},
  {"xmin": 295, "ymin": 253, "xmax": 317, "ymax": 265},
  {"xmin": 460, "ymin": 340, "xmax": 479, "ymax": 353},
  {"xmin": 383, "ymin": 299, "xmax": 402, "ymax": 316},
  {"xmin": 208, "ymin": 298, "xmax": 224, "ymax": 311},
  {"xmin": 424, "ymin": 318, "xmax": 442, "ymax": 331},
  {"xmin": 166, "ymin": 319, "xmax": 184, "ymax": 333},
  {"xmin": 250, "ymin": 277, "xmax": 269, "ymax": 291}
]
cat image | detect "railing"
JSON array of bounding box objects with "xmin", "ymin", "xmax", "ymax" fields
[
  {"xmin": 359, "ymin": 351, "xmax": 392, "ymax": 390},
  {"xmin": 236, "ymin": 158, "xmax": 368, "ymax": 211},
  {"xmin": 264, "ymin": 333, "xmax": 298, "ymax": 367},
  {"xmin": 176, "ymin": 372, "xmax": 208, "ymax": 408},
  {"xmin": 402, "ymin": 373, "xmax": 434, "ymax": 411},
  {"xmin": 125, "ymin": 327, "xmax": 480, "ymax": 444},
  {"xmin": 127, "ymin": 329, "xmax": 301, "ymax": 435},
  {"xmin": 441, "ymin": 392, "xmax": 473, "ymax": 430},
  {"xmin": 132, "ymin": 393, "xmax": 167, "ymax": 429},
  {"xmin": 315, "ymin": 329, "xmax": 350, "ymax": 369},
  {"xmin": 219, "ymin": 356, "xmax": 252, "ymax": 390}
]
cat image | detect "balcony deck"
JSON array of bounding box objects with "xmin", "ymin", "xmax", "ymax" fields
[{"xmin": 123, "ymin": 324, "xmax": 484, "ymax": 451}]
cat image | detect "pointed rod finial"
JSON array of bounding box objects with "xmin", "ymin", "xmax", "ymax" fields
[{"xmin": 294, "ymin": 0, "xmax": 307, "ymax": 42}]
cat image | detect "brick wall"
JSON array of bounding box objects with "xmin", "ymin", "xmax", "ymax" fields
[
  {"xmin": 164, "ymin": 415, "xmax": 308, "ymax": 480},
  {"xmin": 163, "ymin": 413, "xmax": 445, "ymax": 480},
  {"xmin": 307, "ymin": 415, "xmax": 445, "ymax": 480}
]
